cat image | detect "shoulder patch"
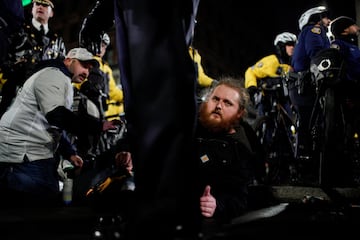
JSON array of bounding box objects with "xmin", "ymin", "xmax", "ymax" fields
[
  {"xmin": 311, "ymin": 27, "xmax": 321, "ymax": 34},
  {"xmin": 330, "ymin": 43, "xmax": 340, "ymax": 50},
  {"xmin": 256, "ymin": 62, "xmax": 264, "ymax": 68}
]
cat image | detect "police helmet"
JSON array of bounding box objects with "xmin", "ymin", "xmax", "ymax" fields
[
  {"xmin": 298, "ymin": 6, "xmax": 329, "ymax": 30},
  {"xmin": 330, "ymin": 16, "xmax": 356, "ymax": 37},
  {"xmin": 102, "ymin": 33, "xmax": 110, "ymax": 46},
  {"xmin": 274, "ymin": 32, "xmax": 297, "ymax": 46}
]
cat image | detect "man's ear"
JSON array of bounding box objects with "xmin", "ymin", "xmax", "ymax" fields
[
  {"xmin": 49, "ymin": 8, "xmax": 54, "ymax": 18},
  {"xmin": 63, "ymin": 58, "xmax": 72, "ymax": 66},
  {"xmin": 237, "ymin": 109, "xmax": 245, "ymax": 119}
]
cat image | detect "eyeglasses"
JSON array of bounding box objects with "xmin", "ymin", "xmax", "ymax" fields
[{"xmin": 35, "ymin": 2, "xmax": 50, "ymax": 8}]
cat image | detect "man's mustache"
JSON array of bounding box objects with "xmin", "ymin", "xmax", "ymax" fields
[{"xmin": 211, "ymin": 109, "xmax": 222, "ymax": 116}]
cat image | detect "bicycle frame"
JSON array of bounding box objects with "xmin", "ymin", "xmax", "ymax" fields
[{"xmin": 253, "ymin": 78, "xmax": 298, "ymax": 185}]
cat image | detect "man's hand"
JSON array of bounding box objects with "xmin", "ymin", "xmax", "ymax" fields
[
  {"xmin": 102, "ymin": 119, "xmax": 121, "ymax": 131},
  {"xmin": 247, "ymin": 85, "xmax": 260, "ymax": 106},
  {"xmin": 69, "ymin": 154, "xmax": 83, "ymax": 168},
  {"xmin": 200, "ymin": 185, "xmax": 216, "ymax": 218},
  {"xmin": 115, "ymin": 151, "xmax": 133, "ymax": 173}
]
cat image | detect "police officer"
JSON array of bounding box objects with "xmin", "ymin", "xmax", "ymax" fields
[
  {"xmin": 328, "ymin": 16, "xmax": 360, "ymax": 185},
  {"xmin": 0, "ymin": 0, "xmax": 66, "ymax": 117},
  {"xmin": 330, "ymin": 16, "xmax": 360, "ymax": 82},
  {"xmin": 290, "ymin": 6, "xmax": 331, "ymax": 160},
  {"xmin": 97, "ymin": 33, "xmax": 125, "ymax": 121},
  {"xmin": 245, "ymin": 31, "xmax": 297, "ymax": 116},
  {"xmin": 79, "ymin": 0, "xmax": 202, "ymax": 239}
]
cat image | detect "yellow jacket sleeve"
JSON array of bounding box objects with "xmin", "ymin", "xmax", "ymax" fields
[
  {"xmin": 189, "ymin": 47, "xmax": 214, "ymax": 88},
  {"xmin": 244, "ymin": 54, "xmax": 291, "ymax": 88},
  {"xmin": 0, "ymin": 72, "xmax": 7, "ymax": 92}
]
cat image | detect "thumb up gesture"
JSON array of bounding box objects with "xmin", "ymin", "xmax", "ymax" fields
[{"xmin": 200, "ymin": 185, "xmax": 216, "ymax": 218}]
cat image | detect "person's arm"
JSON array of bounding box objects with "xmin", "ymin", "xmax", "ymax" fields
[
  {"xmin": 306, "ymin": 27, "xmax": 330, "ymax": 59},
  {"xmin": 244, "ymin": 67, "xmax": 259, "ymax": 105},
  {"xmin": 200, "ymin": 185, "xmax": 217, "ymax": 218},
  {"xmin": 244, "ymin": 66, "xmax": 258, "ymax": 89},
  {"xmin": 57, "ymin": 130, "xmax": 77, "ymax": 158},
  {"xmin": 189, "ymin": 48, "xmax": 214, "ymax": 88},
  {"xmin": 46, "ymin": 105, "xmax": 119, "ymax": 136},
  {"xmin": 46, "ymin": 106, "xmax": 103, "ymax": 135},
  {"xmin": 57, "ymin": 131, "xmax": 83, "ymax": 168},
  {"xmin": 79, "ymin": 0, "xmax": 114, "ymax": 55}
]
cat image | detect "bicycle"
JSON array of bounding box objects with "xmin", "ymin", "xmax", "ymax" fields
[
  {"xmin": 251, "ymin": 76, "xmax": 298, "ymax": 185},
  {"xmin": 308, "ymin": 48, "xmax": 360, "ymax": 187}
]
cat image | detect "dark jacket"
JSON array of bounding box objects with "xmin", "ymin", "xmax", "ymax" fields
[
  {"xmin": 195, "ymin": 119, "xmax": 265, "ymax": 223},
  {"xmin": 331, "ymin": 37, "xmax": 360, "ymax": 84},
  {"xmin": 292, "ymin": 25, "xmax": 330, "ymax": 72}
]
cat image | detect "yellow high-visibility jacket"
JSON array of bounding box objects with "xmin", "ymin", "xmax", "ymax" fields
[{"xmin": 244, "ymin": 54, "xmax": 292, "ymax": 89}]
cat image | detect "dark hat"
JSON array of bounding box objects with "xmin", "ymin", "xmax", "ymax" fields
[
  {"xmin": 32, "ymin": 0, "xmax": 54, "ymax": 9},
  {"xmin": 331, "ymin": 16, "xmax": 356, "ymax": 37}
]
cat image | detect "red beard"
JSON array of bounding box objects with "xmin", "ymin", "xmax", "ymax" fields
[{"xmin": 198, "ymin": 105, "xmax": 239, "ymax": 133}]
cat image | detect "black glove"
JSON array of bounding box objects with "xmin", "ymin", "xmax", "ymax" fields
[{"xmin": 247, "ymin": 86, "xmax": 259, "ymax": 105}]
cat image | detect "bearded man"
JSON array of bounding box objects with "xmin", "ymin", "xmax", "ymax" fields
[{"xmin": 196, "ymin": 77, "xmax": 266, "ymax": 225}]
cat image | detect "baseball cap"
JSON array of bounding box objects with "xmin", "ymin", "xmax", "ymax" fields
[
  {"xmin": 33, "ymin": 0, "xmax": 54, "ymax": 9},
  {"xmin": 66, "ymin": 48, "xmax": 99, "ymax": 68}
]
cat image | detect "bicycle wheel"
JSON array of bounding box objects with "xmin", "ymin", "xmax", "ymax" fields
[{"xmin": 253, "ymin": 116, "xmax": 282, "ymax": 184}]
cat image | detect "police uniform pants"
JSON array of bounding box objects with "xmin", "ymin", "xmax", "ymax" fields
[{"xmin": 114, "ymin": 0, "xmax": 201, "ymax": 239}]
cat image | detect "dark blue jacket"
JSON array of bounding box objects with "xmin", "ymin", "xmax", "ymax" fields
[
  {"xmin": 331, "ymin": 38, "xmax": 360, "ymax": 83},
  {"xmin": 292, "ymin": 25, "xmax": 330, "ymax": 72}
]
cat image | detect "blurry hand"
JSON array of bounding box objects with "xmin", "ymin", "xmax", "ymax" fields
[
  {"xmin": 115, "ymin": 151, "xmax": 133, "ymax": 173},
  {"xmin": 102, "ymin": 120, "xmax": 118, "ymax": 131},
  {"xmin": 69, "ymin": 154, "xmax": 83, "ymax": 168},
  {"xmin": 200, "ymin": 185, "xmax": 216, "ymax": 217}
]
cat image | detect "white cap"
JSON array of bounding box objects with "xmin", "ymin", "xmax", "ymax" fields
[{"xmin": 66, "ymin": 48, "xmax": 99, "ymax": 67}]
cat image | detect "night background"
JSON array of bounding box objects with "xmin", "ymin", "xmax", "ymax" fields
[
  {"xmin": 23, "ymin": 0, "xmax": 357, "ymax": 80},
  {"xmin": 194, "ymin": 0, "xmax": 356, "ymax": 78}
]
